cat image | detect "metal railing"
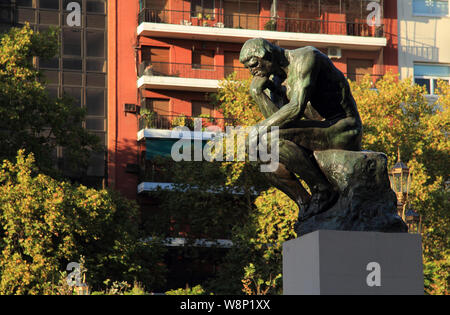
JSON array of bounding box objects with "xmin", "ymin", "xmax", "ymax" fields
[
  {"xmin": 139, "ymin": 113, "xmax": 237, "ymax": 131},
  {"xmin": 140, "ymin": 158, "xmax": 177, "ymax": 183},
  {"xmin": 138, "ymin": 9, "xmax": 384, "ymax": 38},
  {"xmin": 139, "ymin": 61, "xmax": 250, "ymax": 81}
]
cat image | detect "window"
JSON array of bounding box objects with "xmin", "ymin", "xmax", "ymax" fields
[
  {"xmin": 86, "ymin": 31, "xmax": 105, "ymax": 57},
  {"xmin": 414, "ymin": 64, "xmax": 450, "ymax": 95},
  {"xmin": 39, "ymin": 0, "xmax": 59, "ymax": 10},
  {"xmin": 17, "ymin": 7, "xmax": 35, "ymax": 23},
  {"xmin": 224, "ymin": 51, "xmax": 241, "ymax": 77},
  {"xmin": 191, "ymin": 0, "xmax": 214, "ymax": 17},
  {"xmin": 86, "ymin": 88, "xmax": 105, "ymax": 115},
  {"xmin": 192, "ymin": 49, "xmax": 214, "ymax": 69},
  {"xmin": 16, "ymin": 0, "xmax": 34, "ymax": 7},
  {"xmin": 87, "ymin": 59, "xmax": 106, "ymax": 72},
  {"xmin": 87, "ymin": 0, "xmax": 105, "ymax": 13},
  {"xmin": 39, "ymin": 10, "xmax": 59, "ymax": 24},
  {"xmin": 86, "ymin": 118, "xmax": 105, "ymax": 131},
  {"xmin": 347, "ymin": 59, "xmax": 374, "ymax": 82},
  {"xmin": 63, "ymin": 29, "xmax": 82, "ymax": 56},
  {"xmin": 148, "ymin": 99, "xmax": 170, "ymax": 116},
  {"xmin": 223, "ymin": 0, "xmax": 259, "ymax": 29},
  {"xmin": 87, "ymin": 14, "xmax": 105, "ymax": 28},
  {"xmin": 39, "ymin": 57, "xmax": 59, "ymax": 69},
  {"xmin": 0, "ymin": 7, "xmax": 11, "ymax": 24},
  {"xmin": 413, "ymin": 0, "xmax": 448, "ymax": 16},
  {"xmin": 141, "ymin": 46, "xmax": 169, "ymax": 75},
  {"xmin": 192, "ymin": 101, "xmax": 214, "ymax": 117},
  {"xmin": 63, "ymin": 58, "xmax": 82, "ymax": 70},
  {"xmin": 63, "ymin": 87, "xmax": 82, "ymax": 106}
]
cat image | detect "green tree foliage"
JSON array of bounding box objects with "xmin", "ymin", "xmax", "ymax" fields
[
  {"xmin": 350, "ymin": 74, "xmax": 449, "ymax": 295},
  {"xmin": 0, "ymin": 150, "xmax": 167, "ymax": 294},
  {"xmin": 0, "ymin": 24, "xmax": 100, "ymax": 174}
]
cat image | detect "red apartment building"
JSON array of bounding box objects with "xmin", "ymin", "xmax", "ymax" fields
[
  {"xmin": 107, "ymin": 0, "xmax": 398, "ymax": 288},
  {"xmin": 108, "ymin": 0, "xmax": 398, "ymax": 200}
]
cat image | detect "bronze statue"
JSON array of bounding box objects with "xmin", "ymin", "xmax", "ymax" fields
[{"xmin": 240, "ymin": 38, "xmax": 363, "ymax": 220}]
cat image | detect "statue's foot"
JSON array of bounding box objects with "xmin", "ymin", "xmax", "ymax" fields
[{"xmin": 302, "ymin": 187, "xmax": 339, "ymax": 220}]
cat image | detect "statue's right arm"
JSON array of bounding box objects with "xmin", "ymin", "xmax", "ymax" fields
[{"xmin": 250, "ymin": 76, "xmax": 280, "ymax": 118}]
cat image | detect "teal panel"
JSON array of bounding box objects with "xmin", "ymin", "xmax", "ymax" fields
[
  {"xmin": 414, "ymin": 64, "xmax": 450, "ymax": 77},
  {"xmin": 146, "ymin": 138, "xmax": 208, "ymax": 160},
  {"xmin": 146, "ymin": 139, "xmax": 177, "ymax": 160}
]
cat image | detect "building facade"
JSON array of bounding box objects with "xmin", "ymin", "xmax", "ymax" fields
[
  {"xmin": 108, "ymin": 0, "xmax": 399, "ymax": 200},
  {"xmin": 0, "ymin": 0, "xmax": 108, "ymax": 186},
  {"xmin": 106, "ymin": 0, "xmax": 399, "ymax": 289},
  {"xmin": 398, "ymin": 0, "xmax": 450, "ymax": 96}
]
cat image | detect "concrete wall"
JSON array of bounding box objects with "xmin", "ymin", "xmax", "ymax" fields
[{"xmin": 398, "ymin": 0, "xmax": 450, "ymax": 79}]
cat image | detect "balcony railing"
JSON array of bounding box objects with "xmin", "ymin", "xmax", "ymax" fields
[
  {"xmin": 138, "ymin": 9, "xmax": 384, "ymax": 38},
  {"xmin": 139, "ymin": 61, "xmax": 250, "ymax": 81},
  {"xmin": 140, "ymin": 158, "xmax": 177, "ymax": 183},
  {"xmin": 139, "ymin": 113, "xmax": 237, "ymax": 132}
]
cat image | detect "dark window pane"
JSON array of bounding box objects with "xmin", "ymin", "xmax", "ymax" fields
[
  {"xmin": 39, "ymin": 57, "xmax": 59, "ymax": 69},
  {"xmin": 0, "ymin": 8, "xmax": 11, "ymax": 24},
  {"xmin": 87, "ymin": 14, "xmax": 105, "ymax": 28},
  {"xmin": 86, "ymin": 73, "xmax": 105, "ymax": 87},
  {"xmin": 39, "ymin": 10, "xmax": 59, "ymax": 24},
  {"xmin": 39, "ymin": 0, "xmax": 59, "ymax": 9},
  {"xmin": 86, "ymin": 31, "xmax": 104, "ymax": 57},
  {"xmin": 63, "ymin": 87, "xmax": 82, "ymax": 106},
  {"xmin": 63, "ymin": 29, "xmax": 81, "ymax": 56},
  {"xmin": 16, "ymin": 0, "xmax": 33, "ymax": 7},
  {"xmin": 91, "ymin": 131, "xmax": 106, "ymax": 145},
  {"xmin": 47, "ymin": 86, "xmax": 58, "ymax": 99},
  {"xmin": 86, "ymin": 59, "xmax": 106, "ymax": 72},
  {"xmin": 87, "ymin": 151, "xmax": 105, "ymax": 177},
  {"xmin": 86, "ymin": 118, "xmax": 105, "ymax": 131},
  {"xmin": 63, "ymin": 58, "xmax": 82, "ymax": 70},
  {"xmin": 43, "ymin": 70, "xmax": 59, "ymax": 84},
  {"xmin": 86, "ymin": 88, "xmax": 105, "ymax": 115},
  {"xmin": 415, "ymin": 78, "xmax": 430, "ymax": 94},
  {"xmin": 17, "ymin": 8, "xmax": 35, "ymax": 23},
  {"xmin": 87, "ymin": 0, "xmax": 105, "ymax": 13},
  {"xmin": 432, "ymin": 79, "xmax": 449, "ymax": 94},
  {"xmin": 63, "ymin": 72, "xmax": 82, "ymax": 85}
]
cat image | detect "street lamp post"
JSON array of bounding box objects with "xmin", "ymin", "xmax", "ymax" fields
[
  {"xmin": 405, "ymin": 209, "xmax": 422, "ymax": 234},
  {"xmin": 388, "ymin": 149, "xmax": 412, "ymax": 220},
  {"xmin": 388, "ymin": 149, "xmax": 422, "ymax": 233}
]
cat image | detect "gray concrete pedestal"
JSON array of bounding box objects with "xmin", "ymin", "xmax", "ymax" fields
[{"xmin": 283, "ymin": 230, "xmax": 423, "ymax": 295}]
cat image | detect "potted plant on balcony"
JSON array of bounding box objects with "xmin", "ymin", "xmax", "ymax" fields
[
  {"xmin": 264, "ymin": 19, "xmax": 277, "ymax": 31},
  {"xmin": 140, "ymin": 107, "xmax": 156, "ymax": 129},
  {"xmin": 173, "ymin": 114, "xmax": 194, "ymax": 130}
]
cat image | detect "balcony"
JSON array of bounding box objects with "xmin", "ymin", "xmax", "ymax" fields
[
  {"xmin": 138, "ymin": 61, "xmax": 250, "ymax": 91},
  {"xmin": 137, "ymin": 9, "xmax": 387, "ymax": 50},
  {"xmin": 138, "ymin": 113, "xmax": 236, "ymax": 134}
]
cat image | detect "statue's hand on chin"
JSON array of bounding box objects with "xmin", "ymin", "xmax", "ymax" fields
[{"xmin": 250, "ymin": 75, "xmax": 270, "ymax": 96}]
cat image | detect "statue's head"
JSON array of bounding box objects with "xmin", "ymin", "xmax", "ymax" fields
[{"xmin": 240, "ymin": 38, "xmax": 287, "ymax": 78}]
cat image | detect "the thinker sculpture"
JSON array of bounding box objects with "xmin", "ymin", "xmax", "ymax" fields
[{"xmin": 240, "ymin": 38, "xmax": 407, "ymax": 235}]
